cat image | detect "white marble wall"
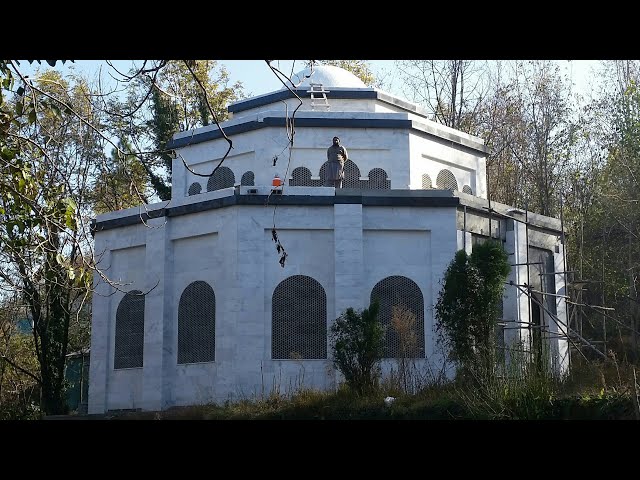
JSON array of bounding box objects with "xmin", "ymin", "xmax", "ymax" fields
[
  {"xmin": 172, "ymin": 106, "xmax": 484, "ymax": 199},
  {"xmin": 175, "ymin": 124, "xmax": 412, "ymax": 198},
  {"xmin": 168, "ymin": 209, "xmax": 236, "ymax": 406},
  {"xmin": 89, "ymin": 240, "xmax": 147, "ymax": 413},
  {"xmin": 90, "ymin": 198, "xmax": 571, "ymax": 412},
  {"xmin": 230, "ymin": 98, "xmax": 379, "ymax": 120},
  {"xmin": 90, "ymin": 202, "xmax": 463, "ymax": 411},
  {"xmin": 88, "ymin": 234, "xmax": 110, "ymax": 414},
  {"xmin": 362, "ymin": 206, "xmax": 458, "ymax": 373},
  {"xmin": 262, "ymin": 225, "xmax": 335, "ymax": 398},
  {"xmin": 408, "ymin": 133, "xmax": 487, "ymax": 198}
]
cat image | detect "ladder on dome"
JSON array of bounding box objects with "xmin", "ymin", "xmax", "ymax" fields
[{"xmin": 307, "ymin": 83, "xmax": 330, "ymax": 111}]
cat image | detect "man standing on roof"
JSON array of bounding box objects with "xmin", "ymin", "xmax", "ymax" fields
[{"xmin": 325, "ymin": 136, "xmax": 348, "ymax": 188}]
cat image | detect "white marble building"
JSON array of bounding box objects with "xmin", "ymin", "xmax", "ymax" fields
[{"xmin": 88, "ymin": 65, "xmax": 569, "ymax": 413}]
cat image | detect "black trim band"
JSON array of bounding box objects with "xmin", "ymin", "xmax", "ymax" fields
[{"xmin": 228, "ymin": 88, "xmax": 378, "ymax": 113}]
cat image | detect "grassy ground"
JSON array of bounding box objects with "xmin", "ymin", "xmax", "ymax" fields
[{"xmin": 76, "ymin": 359, "xmax": 639, "ymax": 420}]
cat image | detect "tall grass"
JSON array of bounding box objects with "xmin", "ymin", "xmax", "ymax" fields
[
  {"xmin": 53, "ymin": 354, "xmax": 640, "ymax": 420},
  {"xmin": 449, "ymin": 346, "xmax": 640, "ymax": 420}
]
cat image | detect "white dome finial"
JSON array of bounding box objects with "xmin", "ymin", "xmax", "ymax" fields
[{"xmin": 281, "ymin": 64, "xmax": 367, "ymax": 90}]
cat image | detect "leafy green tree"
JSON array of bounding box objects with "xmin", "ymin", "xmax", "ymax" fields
[
  {"xmin": 89, "ymin": 136, "xmax": 148, "ymax": 214},
  {"xmin": 330, "ymin": 300, "xmax": 384, "ymax": 394},
  {"xmin": 0, "ymin": 62, "xmax": 95, "ymax": 415},
  {"xmin": 0, "ymin": 296, "xmax": 41, "ymax": 419},
  {"xmin": 143, "ymin": 60, "xmax": 243, "ymax": 200},
  {"xmin": 0, "ymin": 59, "xmax": 245, "ymax": 415}
]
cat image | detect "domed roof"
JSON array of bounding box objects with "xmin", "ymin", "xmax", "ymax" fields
[{"xmin": 281, "ymin": 64, "xmax": 367, "ymax": 89}]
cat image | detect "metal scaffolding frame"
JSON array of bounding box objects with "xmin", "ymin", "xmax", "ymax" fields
[{"xmin": 460, "ymin": 194, "xmax": 616, "ymax": 371}]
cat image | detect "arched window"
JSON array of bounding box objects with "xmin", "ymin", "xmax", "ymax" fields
[
  {"xmin": 290, "ymin": 166, "xmax": 313, "ymax": 186},
  {"xmin": 421, "ymin": 174, "xmax": 433, "ymax": 189},
  {"xmin": 370, "ymin": 276, "xmax": 425, "ymax": 358},
  {"xmin": 188, "ymin": 182, "xmax": 202, "ymax": 196},
  {"xmin": 319, "ymin": 159, "xmax": 360, "ymax": 188},
  {"xmin": 367, "ymin": 168, "xmax": 390, "ymax": 189},
  {"xmin": 343, "ymin": 159, "xmax": 361, "ymax": 188},
  {"xmin": 206, "ymin": 166, "xmax": 235, "ymax": 192},
  {"xmin": 272, "ymin": 275, "xmax": 327, "ymax": 359},
  {"xmin": 436, "ymin": 169, "xmax": 458, "ymax": 191},
  {"xmin": 114, "ymin": 290, "xmax": 145, "ymax": 369},
  {"xmin": 241, "ymin": 171, "xmax": 255, "ymax": 186},
  {"xmin": 462, "ymin": 185, "xmax": 473, "ymax": 195},
  {"xmin": 177, "ymin": 281, "xmax": 216, "ymax": 364}
]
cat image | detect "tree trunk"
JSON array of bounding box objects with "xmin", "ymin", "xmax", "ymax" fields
[{"xmin": 40, "ymin": 375, "xmax": 68, "ymax": 416}]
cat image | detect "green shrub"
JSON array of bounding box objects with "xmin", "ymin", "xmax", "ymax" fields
[{"xmin": 330, "ymin": 300, "xmax": 384, "ymax": 395}]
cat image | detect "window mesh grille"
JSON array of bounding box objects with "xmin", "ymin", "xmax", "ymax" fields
[
  {"xmin": 272, "ymin": 275, "xmax": 327, "ymax": 359},
  {"xmin": 462, "ymin": 185, "xmax": 473, "ymax": 195},
  {"xmin": 319, "ymin": 161, "xmax": 330, "ymax": 186},
  {"xmin": 319, "ymin": 159, "xmax": 360, "ymax": 187},
  {"xmin": 290, "ymin": 167, "xmax": 320, "ymax": 187},
  {"xmin": 436, "ymin": 169, "xmax": 458, "ymax": 191},
  {"xmin": 343, "ymin": 159, "xmax": 360, "ymax": 188},
  {"xmin": 114, "ymin": 290, "xmax": 145, "ymax": 369},
  {"xmin": 178, "ymin": 281, "xmax": 215, "ymax": 364},
  {"xmin": 366, "ymin": 168, "xmax": 390, "ymax": 189},
  {"xmin": 188, "ymin": 182, "xmax": 202, "ymax": 196},
  {"xmin": 291, "ymin": 164, "xmax": 389, "ymax": 189},
  {"xmin": 421, "ymin": 174, "xmax": 433, "ymax": 189},
  {"xmin": 370, "ymin": 276, "xmax": 425, "ymax": 358},
  {"xmin": 206, "ymin": 166, "xmax": 235, "ymax": 191},
  {"xmin": 241, "ymin": 171, "xmax": 255, "ymax": 186}
]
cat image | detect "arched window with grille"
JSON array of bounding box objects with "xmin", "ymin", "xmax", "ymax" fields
[
  {"xmin": 177, "ymin": 281, "xmax": 216, "ymax": 364},
  {"xmin": 188, "ymin": 182, "xmax": 202, "ymax": 196},
  {"xmin": 114, "ymin": 290, "xmax": 145, "ymax": 369},
  {"xmin": 206, "ymin": 166, "xmax": 235, "ymax": 192},
  {"xmin": 367, "ymin": 168, "xmax": 390, "ymax": 189},
  {"xmin": 241, "ymin": 171, "xmax": 255, "ymax": 186},
  {"xmin": 370, "ymin": 276, "xmax": 425, "ymax": 358},
  {"xmin": 436, "ymin": 169, "xmax": 458, "ymax": 191},
  {"xmin": 319, "ymin": 159, "xmax": 360, "ymax": 188},
  {"xmin": 421, "ymin": 174, "xmax": 433, "ymax": 189},
  {"xmin": 290, "ymin": 166, "xmax": 313, "ymax": 186},
  {"xmin": 462, "ymin": 185, "xmax": 473, "ymax": 195},
  {"xmin": 342, "ymin": 159, "xmax": 361, "ymax": 188},
  {"xmin": 272, "ymin": 275, "xmax": 327, "ymax": 360}
]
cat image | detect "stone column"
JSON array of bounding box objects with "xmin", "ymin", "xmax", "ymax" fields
[
  {"xmin": 141, "ymin": 217, "xmax": 170, "ymax": 411},
  {"xmin": 333, "ymin": 204, "xmax": 364, "ymax": 320},
  {"xmin": 88, "ymin": 235, "xmax": 111, "ymax": 414},
  {"xmin": 429, "ymin": 209, "xmax": 458, "ymax": 374},
  {"xmin": 332, "ymin": 203, "xmax": 364, "ymax": 389},
  {"xmin": 232, "ymin": 208, "xmax": 265, "ymax": 397},
  {"xmin": 171, "ymin": 156, "xmax": 186, "ymax": 199},
  {"xmin": 503, "ymin": 219, "xmax": 530, "ymax": 363},
  {"xmin": 456, "ymin": 229, "xmax": 473, "ymax": 255},
  {"xmin": 552, "ymin": 243, "xmax": 570, "ymax": 374}
]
